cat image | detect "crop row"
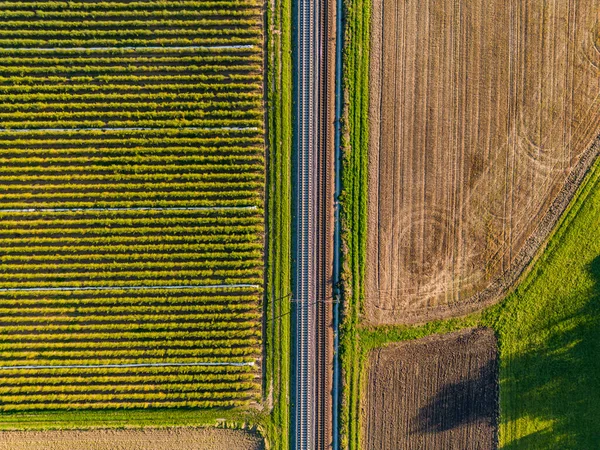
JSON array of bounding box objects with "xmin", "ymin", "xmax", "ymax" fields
[
  {"xmin": 0, "ymin": 191, "xmax": 260, "ymax": 203},
  {"xmin": 0, "ymin": 100, "xmax": 261, "ymax": 112},
  {"xmin": 0, "ymin": 92, "xmax": 262, "ymax": 103},
  {"xmin": 0, "ymin": 338, "xmax": 260, "ymax": 352},
  {"xmin": 0, "ymin": 258, "xmax": 260, "ymax": 273},
  {"xmin": 0, "ymin": 29, "xmax": 261, "ymax": 39},
  {"xmin": 0, "ymin": 390, "xmax": 255, "ymax": 404},
  {"xmin": 0, "ymin": 238, "xmax": 262, "ymax": 251},
  {"xmin": 0, "ymin": 109, "xmax": 260, "ymax": 121},
  {"xmin": 0, "ymin": 206, "xmax": 262, "ymax": 218},
  {"xmin": 0, "ymin": 223, "xmax": 262, "ymax": 237},
  {"xmin": 0, "ymin": 328, "xmax": 261, "ymax": 343},
  {"xmin": 0, "ymin": 9, "xmax": 260, "ymax": 20},
  {"xmin": 0, "ymin": 174, "xmax": 263, "ymax": 186},
  {"xmin": 0, "ymin": 400, "xmax": 255, "ymax": 412},
  {"xmin": 0, "ymin": 82, "xmax": 261, "ymax": 93},
  {"xmin": 0, "ymin": 54, "xmax": 261, "ymax": 64},
  {"xmin": 0, "ymin": 120, "xmax": 261, "ymax": 130},
  {"xmin": 0, "ymin": 295, "xmax": 259, "ymax": 308},
  {"xmin": 0, "ymin": 215, "xmax": 263, "ymax": 228},
  {"xmin": 0, "ymin": 2, "xmax": 261, "ymax": 11},
  {"xmin": 0, "ymin": 300, "xmax": 258, "ymax": 314},
  {"xmin": 0, "ymin": 0, "xmax": 264, "ymax": 410},
  {"xmin": 0, "ymin": 107, "xmax": 261, "ymax": 120},
  {"xmin": 0, "ymin": 19, "xmax": 260, "ymax": 30},
  {"xmin": 0, "ymin": 373, "xmax": 256, "ymax": 387},
  {"xmin": 0, "ymin": 329, "xmax": 261, "ymax": 344},
  {"xmin": 0, "ymin": 48, "xmax": 260, "ymax": 59},
  {"xmin": 0, "ymin": 346, "xmax": 259, "ymax": 360}
]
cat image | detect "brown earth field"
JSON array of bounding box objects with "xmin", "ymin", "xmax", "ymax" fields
[
  {"xmin": 367, "ymin": 0, "xmax": 600, "ymax": 324},
  {"xmin": 0, "ymin": 427, "xmax": 264, "ymax": 450},
  {"xmin": 362, "ymin": 328, "xmax": 498, "ymax": 449}
]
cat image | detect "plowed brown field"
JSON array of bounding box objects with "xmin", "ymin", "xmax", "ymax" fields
[
  {"xmin": 0, "ymin": 427, "xmax": 264, "ymax": 450},
  {"xmin": 367, "ymin": 0, "xmax": 600, "ymax": 324},
  {"xmin": 363, "ymin": 328, "xmax": 498, "ymax": 449}
]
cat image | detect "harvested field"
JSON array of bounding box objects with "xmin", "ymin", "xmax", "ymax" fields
[
  {"xmin": 367, "ymin": 0, "xmax": 600, "ymax": 324},
  {"xmin": 363, "ymin": 328, "xmax": 498, "ymax": 449},
  {"xmin": 0, "ymin": 427, "xmax": 264, "ymax": 450}
]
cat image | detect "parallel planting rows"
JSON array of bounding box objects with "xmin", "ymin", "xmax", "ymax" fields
[{"xmin": 0, "ymin": 0, "xmax": 264, "ymax": 411}]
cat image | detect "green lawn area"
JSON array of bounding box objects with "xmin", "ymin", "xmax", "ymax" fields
[
  {"xmin": 353, "ymin": 159, "xmax": 600, "ymax": 449},
  {"xmin": 489, "ymin": 159, "xmax": 600, "ymax": 448}
]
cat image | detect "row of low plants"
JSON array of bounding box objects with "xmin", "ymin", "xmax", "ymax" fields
[
  {"xmin": 0, "ymin": 399, "xmax": 252, "ymax": 412},
  {"xmin": 0, "ymin": 37, "xmax": 261, "ymax": 47},
  {"xmin": 0, "ymin": 119, "xmax": 261, "ymax": 129},
  {"xmin": 0, "ymin": 18, "xmax": 261, "ymax": 29},
  {"xmin": 0, "ymin": 329, "xmax": 261, "ymax": 343},
  {"xmin": 0, "ymin": 109, "xmax": 261, "ymax": 119},
  {"xmin": 0, "ymin": 29, "xmax": 260, "ymax": 39},
  {"xmin": 0, "ymin": 10, "xmax": 258, "ymax": 20},
  {"xmin": 0, "ymin": 0, "xmax": 266, "ymax": 422},
  {"xmin": 0, "ymin": 82, "xmax": 261, "ymax": 93},
  {"xmin": 0, "ymin": 59, "xmax": 261, "ymax": 70},
  {"xmin": 0, "ymin": 92, "xmax": 262, "ymax": 103},
  {"xmin": 0, "ymin": 47, "xmax": 261, "ymax": 58}
]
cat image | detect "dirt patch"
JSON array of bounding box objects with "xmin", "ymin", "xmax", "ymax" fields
[
  {"xmin": 367, "ymin": 0, "xmax": 600, "ymax": 324},
  {"xmin": 363, "ymin": 328, "xmax": 498, "ymax": 449},
  {"xmin": 0, "ymin": 427, "xmax": 265, "ymax": 450}
]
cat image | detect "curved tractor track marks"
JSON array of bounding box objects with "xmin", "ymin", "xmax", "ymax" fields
[{"xmin": 367, "ymin": 0, "xmax": 600, "ymax": 325}]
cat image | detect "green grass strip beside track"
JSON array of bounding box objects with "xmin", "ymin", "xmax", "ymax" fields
[{"xmin": 261, "ymin": 0, "xmax": 292, "ymax": 444}]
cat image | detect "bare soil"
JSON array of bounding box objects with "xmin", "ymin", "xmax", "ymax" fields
[
  {"xmin": 0, "ymin": 427, "xmax": 264, "ymax": 450},
  {"xmin": 367, "ymin": 0, "xmax": 600, "ymax": 324},
  {"xmin": 363, "ymin": 328, "xmax": 498, "ymax": 449}
]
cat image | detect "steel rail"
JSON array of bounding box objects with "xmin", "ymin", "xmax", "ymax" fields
[
  {"xmin": 294, "ymin": 0, "xmax": 333, "ymax": 444},
  {"xmin": 294, "ymin": 0, "xmax": 318, "ymax": 443}
]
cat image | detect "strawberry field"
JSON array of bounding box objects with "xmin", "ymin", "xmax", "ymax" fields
[{"xmin": 0, "ymin": 0, "xmax": 264, "ymax": 411}]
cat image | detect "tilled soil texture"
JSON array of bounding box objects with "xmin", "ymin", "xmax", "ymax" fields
[
  {"xmin": 363, "ymin": 328, "xmax": 498, "ymax": 449},
  {"xmin": 0, "ymin": 427, "xmax": 265, "ymax": 450},
  {"xmin": 367, "ymin": 0, "xmax": 600, "ymax": 324}
]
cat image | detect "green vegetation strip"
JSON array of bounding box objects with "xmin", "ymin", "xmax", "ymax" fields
[
  {"xmin": 259, "ymin": 0, "xmax": 292, "ymax": 444},
  {"xmin": 338, "ymin": 0, "xmax": 370, "ymax": 445}
]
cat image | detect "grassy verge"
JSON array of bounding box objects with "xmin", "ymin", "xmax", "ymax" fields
[
  {"xmin": 262, "ymin": 0, "xmax": 293, "ymax": 444},
  {"xmin": 346, "ymin": 157, "xmax": 600, "ymax": 449},
  {"xmin": 337, "ymin": 0, "xmax": 370, "ymax": 444}
]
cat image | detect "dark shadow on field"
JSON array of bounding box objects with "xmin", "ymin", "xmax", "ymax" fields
[
  {"xmin": 501, "ymin": 256, "xmax": 600, "ymax": 450},
  {"xmin": 411, "ymin": 359, "xmax": 498, "ymax": 436}
]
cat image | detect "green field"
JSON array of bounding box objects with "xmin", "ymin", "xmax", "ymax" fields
[{"xmin": 0, "ymin": 0, "xmax": 265, "ymax": 413}]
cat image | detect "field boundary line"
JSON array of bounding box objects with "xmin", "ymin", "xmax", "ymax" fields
[
  {"xmin": 0, "ymin": 362, "xmax": 255, "ymax": 370},
  {"xmin": 0, "ymin": 284, "xmax": 260, "ymax": 292},
  {"xmin": 0, "ymin": 206, "xmax": 258, "ymax": 213}
]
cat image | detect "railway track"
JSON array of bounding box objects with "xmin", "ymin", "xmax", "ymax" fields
[{"xmin": 294, "ymin": 0, "xmax": 336, "ymax": 446}]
